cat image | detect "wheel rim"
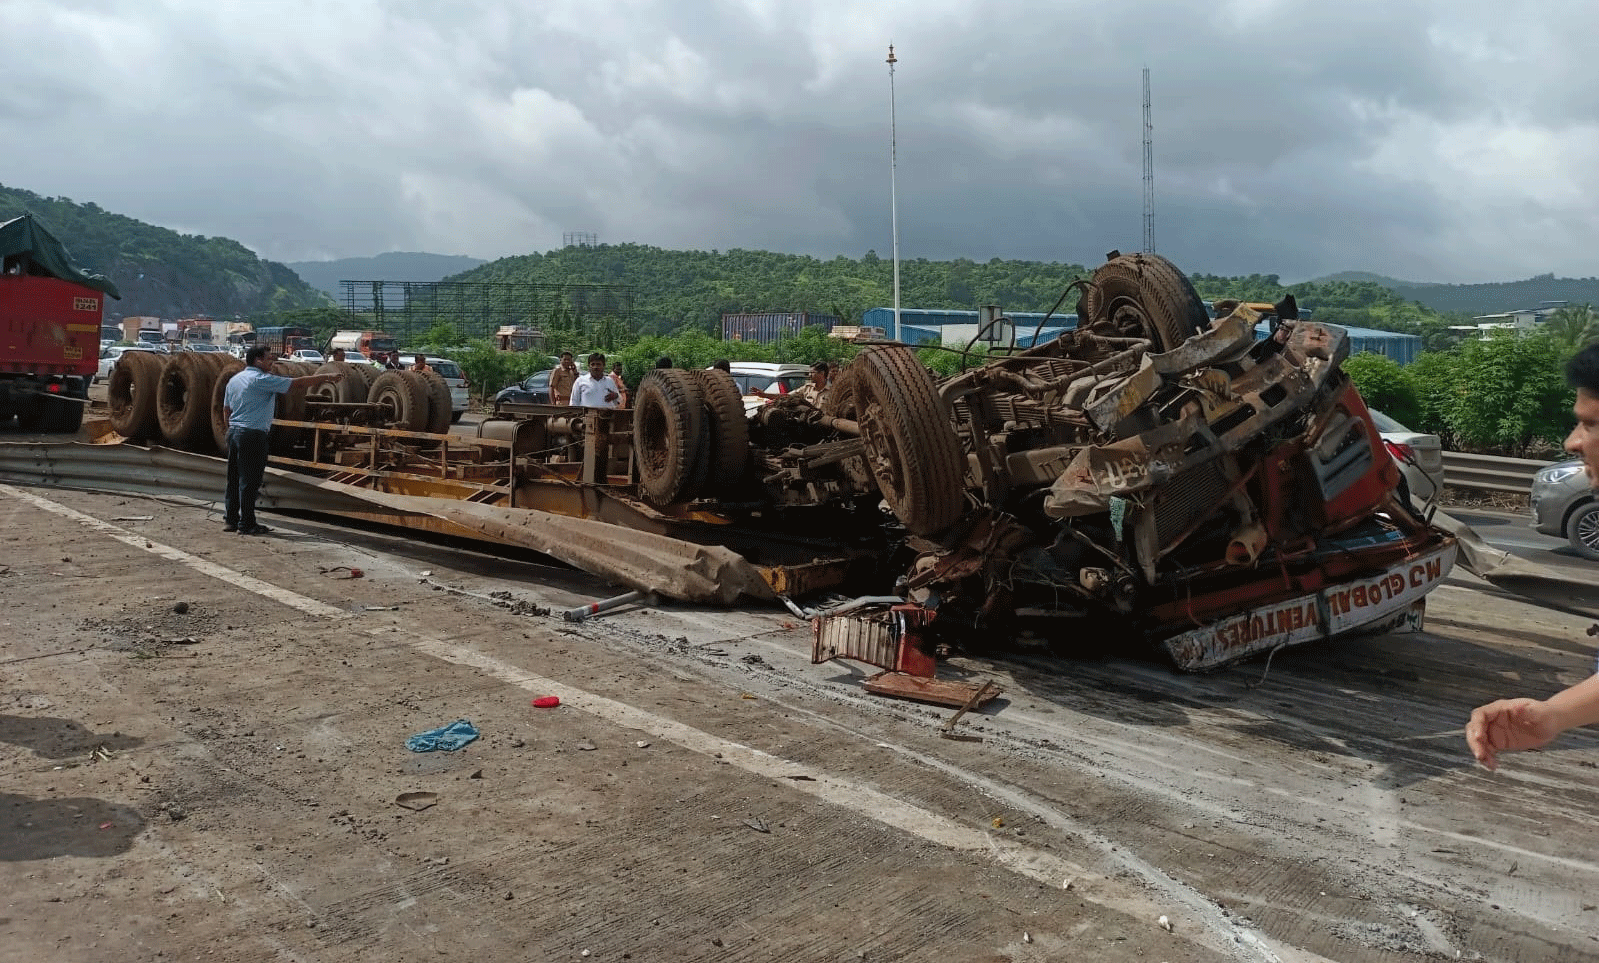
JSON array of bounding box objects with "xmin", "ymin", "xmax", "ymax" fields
[{"xmin": 1577, "ymin": 509, "xmax": 1599, "ymax": 551}]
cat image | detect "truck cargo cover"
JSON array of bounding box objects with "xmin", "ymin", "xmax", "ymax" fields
[{"xmin": 0, "ymin": 214, "xmax": 121, "ymax": 299}]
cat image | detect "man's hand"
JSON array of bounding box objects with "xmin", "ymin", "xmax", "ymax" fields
[
  {"xmin": 605, "ymin": 391, "xmax": 618, "ymax": 402},
  {"xmin": 1466, "ymin": 698, "xmax": 1562, "ymax": 770}
]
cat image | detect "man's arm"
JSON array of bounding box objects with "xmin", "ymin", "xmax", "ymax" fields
[{"xmin": 1467, "ymin": 674, "xmax": 1599, "ymax": 770}]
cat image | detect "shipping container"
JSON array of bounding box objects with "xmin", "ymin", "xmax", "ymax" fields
[
  {"xmin": 720, "ymin": 312, "xmax": 838, "ymax": 345},
  {"xmin": 863, "ymin": 307, "xmax": 1079, "ymax": 346}
]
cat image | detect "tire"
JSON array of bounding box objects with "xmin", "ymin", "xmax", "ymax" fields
[
  {"xmin": 157, "ymin": 352, "xmax": 224, "ymax": 452},
  {"xmin": 345, "ymin": 362, "xmax": 379, "ymax": 395},
  {"xmin": 633, "ymin": 369, "xmax": 709, "ymax": 505},
  {"xmin": 108, "ymin": 350, "xmax": 166, "ymax": 440},
  {"xmin": 368, "ymin": 370, "xmax": 431, "ymax": 432},
  {"xmin": 211, "ymin": 360, "xmax": 245, "ymax": 452},
  {"xmin": 309, "ymin": 362, "xmax": 370, "ymax": 405},
  {"xmin": 1566, "ymin": 501, "xmax": 1599, "ymax": 562},
  {"xmin": 822, "ymin": 362, "xmax": 863, "ymax": 420},
  {"xmin": 855, "ymin": 346, "xmax": 966, "ymax": 537},
  {"xmin": 1076, "ymin": 252, "xmax": 1208, "ymax": 352},
  {"xmin": 416, "ymin": 370, "xmax": 453, "ymax": 434},
  {"xmin": 269, "ymin": 361, "xmax": 310, "ymax": 453},
  {"xmin": 689, "ymin": 368, "xmax": 749, "ymax": 491}
]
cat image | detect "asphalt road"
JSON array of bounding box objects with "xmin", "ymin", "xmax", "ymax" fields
[{"xmin": 1447, "ymin": 506, "xmax": 1595, "ymax": 578}]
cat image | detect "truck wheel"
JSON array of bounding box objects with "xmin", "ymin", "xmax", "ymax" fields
[
  {"xmin": 157, "ymin": 352, "xmax": 223, "ymax": 452},
  {"xmin": 689, "ymin": 368, "xmax": 748, "ymax": 491},
  {"xmin": 268, "ymin": 361, "xmax": 311, "ymax": 453},
  {"xmin": 633, "ymin": 370, "xmax": 709, "ymax": 505},
  {"xmin": 1566, "ymin": 501, "xmax": 1599, "ymax": 562},
  {"xmin": 856, "ymin": 346, "xmax": 966, "ymax": 537},
  {"xmin": 1076, "ymin": 252, "xmax": 1208, "ymax": 352},
  {"xmin": 416, "ymin": 370, "xmax": 453, "ymax": 434},
  {"xmin": 309, "ymin": 362, "xmax": 371, "ymax": 405},
  {"xmin": 822, "ymin": 362, "xmax": 862, "ymax": 420},
  {"xmin": 368, "ymin": 371, "xmax": 430, "ymax": 432},
  {"xmin": 344, "ymin": 362, "xmax": 378, "ymax": 395},
  {"xmin": 212, "ymin": 360, "xmax": 245, "ymax": 452},
  {"xmin": 108, "ymin": 350, "xmax": 165, "ymax": 441}
]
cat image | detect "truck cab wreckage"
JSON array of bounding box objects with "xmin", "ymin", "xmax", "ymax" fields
[{"xmin": 71, "ymin": 253, "xmax": 1455, "ymax": 675}]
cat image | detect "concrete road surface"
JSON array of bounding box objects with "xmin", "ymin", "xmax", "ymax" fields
[{"xmin": 3, "ymin": 481, "xmax": 1599, "ymax": 962}]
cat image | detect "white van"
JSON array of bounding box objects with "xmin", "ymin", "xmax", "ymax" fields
[{"xmin": 427, "ymin": 357, "xmax": 470, "ymax": 423}]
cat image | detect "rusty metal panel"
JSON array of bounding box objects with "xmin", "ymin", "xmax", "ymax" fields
[
  {"xmin": 811, "ymin": 605, "xmax": 936, "ymax": 676},
  {"xmin": 862, "ymin": 671, "xmax": 1003, "ymax": 709}
]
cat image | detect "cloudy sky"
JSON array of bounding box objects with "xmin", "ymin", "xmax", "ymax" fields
[{"xmin": 4, "ymin": 0, "xmax": 1595, "ymax": 282}]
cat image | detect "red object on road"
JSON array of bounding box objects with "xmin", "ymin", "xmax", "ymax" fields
[{"xmin": 532, "ymin": 696, "xmax": 560, "ymax": 709}]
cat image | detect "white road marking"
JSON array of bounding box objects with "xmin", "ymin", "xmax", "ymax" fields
[
  {"xmin": 0, "ymin": 485, "xmax": 348, "ymax": 620},
  {"xmin": 397, "ymin": 629, "xmax": 1300, "ymax": 963}
]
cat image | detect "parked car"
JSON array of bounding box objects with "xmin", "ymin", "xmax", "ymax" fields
[
  {"xmin": 290, "ymin": 349, "xmax": 325, "ymax": 364},
  {"xmin": 1531, "ymin": 459, "xmax": 1598, "ymax": 561},
  {"xmin": 725, "ymin": 362, "xmax": 811, "ymax": 415},
  {"xmin": 180, "ymin": 343, "xmax": 226, "ymax": 353},
  {"xmin": 493, "ymin": 369, "xmax": 552, "ymax": 410},
  {"xmin": 1368, "ymin": 408, "xmax": 1444, "ymax": 504},
  {"xmin": 94, "ymin": 343, "xmax": 165, "ymax": 384},
  {"xmin": 426, "ymin": 357, "xmax": 470, "ymax": 423}
]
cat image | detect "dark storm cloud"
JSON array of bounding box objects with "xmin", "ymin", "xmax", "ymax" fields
[{"xmin": 1, "ymin": 0, "xmax": 1594, "ymax": 283}]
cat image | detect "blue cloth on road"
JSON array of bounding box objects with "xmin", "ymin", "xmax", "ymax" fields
[{"xmin": 406, "ymin": 719, "xmax": 480, "ymax": 752}]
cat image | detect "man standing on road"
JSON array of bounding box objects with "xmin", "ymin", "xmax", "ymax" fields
[
  {"xmin": 330, "ymin": 348, "xmax": 346, "ymax": 364},
  {"xmin": 570, "ymin": 352, "xmax": 619, "ymax": 408},
  {"xmin": 549, "ymin": 351, "xmax": 578, "ymax": 405},
  {"xmin": 221, "ymin": 346, "xmax": 343, "ymax": 536},
  {"xmin": 410, "ymin": 353, "xmax": 431, "ymax": 373},
  {"xmin": 1467, "ymin": 342, "xmax": 1599, "ymax": 769},
  {"xmin": 384, "ymin": 351, "xmax": 404, "ymax": 370}
]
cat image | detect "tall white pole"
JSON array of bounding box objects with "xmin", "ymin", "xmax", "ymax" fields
[{"xmin": 887, "ymin": 43, "xmax": 900, "ymax": 340}]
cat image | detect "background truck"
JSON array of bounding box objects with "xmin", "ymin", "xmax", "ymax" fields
[
  {"xmin": 329, "ymin": 329, "xmax": 399, "ymax": 360},
  {"xmin": 0, "ymin": 213, "xmax": 121, "ymax": 432}
]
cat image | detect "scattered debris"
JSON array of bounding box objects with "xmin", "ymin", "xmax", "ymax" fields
[
  {"xmin": 940, "ymin": 680, "xmax": 1000, "ymax": 737},
  {"xmin": 741, "ymin": 817, "xmax": 770, "ymax": 834},
  {"xmin": 991, "ymin": 816, "xmax": 1005, "ymax": 828},
  {"xmin": 405, "ymin": 719, "xmax": 480, "ymax": 752},
  {"xmin": 635, "ymin": 741, "xmax": 650, "ymax": 748},
  {"xmin": 575, "ymin": 741, "xmax": 597, "ymax": 751},
  {"xmin": 363, "ymin": 605, "xmax": 399, "ymax": 611},
  {"xmin": 171, "ymin": 601, "xmax": 190, "ymax": 614},
  {"xmin": 532, "ymin": 696, "xmax": 561, "ymax": 709},
  {"xmin": 563, "ymin": 589, "xmax": 655, "ymax": 623},
  {"xmin": 110, "ymin": 515, "xmax": 153, "ymax": 521},
  {"xmin": 394, "ymin": 792, "xmax": 439, "ymax": 812},
  {"xmin": 1158, "ymin": 915, "xmax": 1172, "ymax": 932},
  {"xmin": 318, "ymin": 566, "xmax": 364, "ymax": 579}
]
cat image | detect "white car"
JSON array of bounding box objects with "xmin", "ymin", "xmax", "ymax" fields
[
  {"xmin": 1368, "ymin": 408, "xmax": 1444, "ymax": 504},
  {"xmin": 95, "ymin": 343, "xmax": 166, "ymax": 383},
  {"xmin": 181, "ymin": 343, "xmax": 227, "ymax": 353},
  {"xmin": 290, "ymin": 349, "xmax": 325, "ymax": 364},
  {"xmin": 427, "ymin": 357, "xmax": 470, "ymax": 423},
  {"xmin": 722, "ymin": 362, "xmax": 812, "ymax": 416}
]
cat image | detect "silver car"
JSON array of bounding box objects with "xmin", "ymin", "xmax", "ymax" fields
[
  {"xmin": 1531, "ymin": 459, "xmax": 1599, "ymax": 561},
  {"xmin": 1368, "ymin": 408, "xmax": 1444, "ymax": 504}
]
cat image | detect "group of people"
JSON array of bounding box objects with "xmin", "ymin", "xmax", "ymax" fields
[
  {"xmin": 379, "ymin": 351, "xmax": 430, "ymax": 372},
  {"xmin": 548, "ymin": 351, "xmax": 627, "ymax": 408}
]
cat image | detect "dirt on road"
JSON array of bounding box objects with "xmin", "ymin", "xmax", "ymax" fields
[{"xmin": 3, "ymin": 479, "xmax": 1598, "ymax": 962}]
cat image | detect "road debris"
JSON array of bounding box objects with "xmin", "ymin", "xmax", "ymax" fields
[
  {"xmin": 394, "ymin": 792, "xmax": 439, "ymax": 812},
  {"xmin": 405, "ymin": 719, "xmax": 480, "ymax": 752}
]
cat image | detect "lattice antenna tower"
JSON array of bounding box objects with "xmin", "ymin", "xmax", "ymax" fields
[
  {"xmin": 563, "ymin": 232, "xmax": 598, "ymax": 248},
  {"xmin": 1142, "ymin": 67, "xmax": 1154, "ymax": 254}
]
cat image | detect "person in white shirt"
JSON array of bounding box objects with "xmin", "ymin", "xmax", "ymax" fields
[{"xmin": 570, "ymin": 352, "xmax": 619, "ymax": 408}]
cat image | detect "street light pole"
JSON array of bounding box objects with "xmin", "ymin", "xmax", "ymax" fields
[{"xmin": 887, "ymin": 43, "xmax": 900, "ymax": 341}]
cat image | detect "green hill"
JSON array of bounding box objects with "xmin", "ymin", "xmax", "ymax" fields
[{"xmin": 0, "ymin": 184, "xmax": 329, "ymax": 321}]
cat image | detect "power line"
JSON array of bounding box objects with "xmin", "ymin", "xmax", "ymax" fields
[{"xmin": 1142, "ymin": 66, "xmax": 1154, "ymax": 254}]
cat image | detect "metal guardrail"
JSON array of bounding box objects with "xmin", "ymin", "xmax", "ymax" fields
[{"xmin": 1441, "ymin": 451, "xmax": 1554, "ymax": 494}]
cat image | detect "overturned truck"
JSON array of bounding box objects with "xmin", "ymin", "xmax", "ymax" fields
[{"xmin": 99, "ymin": 253, "xmax": 1455, "ymax": 671}]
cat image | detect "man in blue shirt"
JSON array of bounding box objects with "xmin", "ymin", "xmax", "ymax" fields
[{"xmin": 221, "ymin": 346, "xmax": 343, "ymax": 535}]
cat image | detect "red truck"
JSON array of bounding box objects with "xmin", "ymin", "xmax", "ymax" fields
[{"xmin": 0, "ymin": 214, "xmax": 120, "ymax": 433}]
